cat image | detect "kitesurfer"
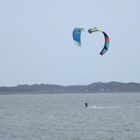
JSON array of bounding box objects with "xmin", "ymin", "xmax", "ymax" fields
[{"xmin": 85, "ymin": 102, "xmax": 88, "ymax": 108}]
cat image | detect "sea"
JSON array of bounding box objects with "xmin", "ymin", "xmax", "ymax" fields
[{"xmin": 0, "ymin": 92, "xmax": 140, "ymax": 140}]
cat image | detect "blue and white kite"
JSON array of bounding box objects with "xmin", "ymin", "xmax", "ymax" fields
[{"xmin": 72, "ymin": 27, "xmax": 85, "ymax": 46}]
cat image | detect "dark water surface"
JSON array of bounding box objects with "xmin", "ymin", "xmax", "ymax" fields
[{"xmin": 0, "ymin": 93, "xmax": 140, "ymax": 140}]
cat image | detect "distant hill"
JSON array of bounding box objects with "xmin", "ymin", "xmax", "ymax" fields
[{"xmin": 0, "ymin": 82, "xmax": 140, "ymax": 94}]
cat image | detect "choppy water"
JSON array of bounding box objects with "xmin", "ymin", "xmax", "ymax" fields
[{"xmin": 0, "ymin": 93, "xmax": 140, "ymax": 140}]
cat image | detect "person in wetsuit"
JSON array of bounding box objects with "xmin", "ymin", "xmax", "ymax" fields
[{"xmin": 85, "ymin": 102, "xmax": 88, "ymax": 108}]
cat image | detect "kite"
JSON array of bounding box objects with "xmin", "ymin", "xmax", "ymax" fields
[
  {"xmin": 88, "ymin": 27, "xmax": 110, "ymax": 55},
  {"xmin": 72, "ymin": 27, "xmax": 85, "ymax": 46}
]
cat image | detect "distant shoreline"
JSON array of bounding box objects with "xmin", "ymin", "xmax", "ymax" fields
[
  {"xmin": 0, "ymin": 82, "xmax": 140, "ymax": 94},
  {"xmin": 0, "ymin": 92, "xmax": 140, "ymax": 96}
]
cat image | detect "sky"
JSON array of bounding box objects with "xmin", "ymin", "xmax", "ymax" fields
[{"xmin": 0, "ymin": 0, "xmax": 140, "ymax": 86}]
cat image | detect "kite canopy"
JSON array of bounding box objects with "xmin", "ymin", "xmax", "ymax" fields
[
  {"xmin": 88, "ymin": 27, "xmax": 110, "ymax": 55},
  {"xmin": 72, "ymin": 27, "xmax": 110, "ymax": 56},
  {"xmin": 72, "ymin": 27, "xmax": 84, "ymax": 46}
]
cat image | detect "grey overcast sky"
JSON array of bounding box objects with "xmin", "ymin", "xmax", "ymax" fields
[{"xmin": 0, "ymin": 0, "xmax": 140, "ymax": 86}]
